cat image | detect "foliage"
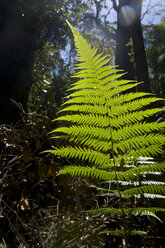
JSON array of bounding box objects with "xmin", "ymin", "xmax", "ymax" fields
[
  {"xmin": 30, "ymin": 41, "xmax": 74, "ymax": 118},
  {"xmin": 0, "ymin": 114, "xmax": 55, "ymax": 246},
  {"xmin": 46, "ymin": 21, "xmax": 165, "ymax": 246},
  {"xmin": 0, "ymin": 112, "xmax": 111, "ymax": 247},
  {"xmin": 0, "ymin": 0, "xmax": 91, "ymax": 123},
  {"xmin": 146, "ymin": 19, "xmax": 165, "ymax": 96}
]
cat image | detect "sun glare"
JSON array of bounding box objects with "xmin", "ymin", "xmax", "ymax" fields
[{"xmin": 119, "ymin": 4, "xmax": 136, "ymax": 26}]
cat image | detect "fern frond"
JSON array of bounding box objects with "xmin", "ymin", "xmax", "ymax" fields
[
  {"xmin": 117, "ymin": 161, "xmax": 165, "ymax": 181},
  {"xmin": 142, "ymin": 194, "xmax": 165, "ymax": 199},
  {"xmin": 98, "ymin": 193, "xmax": 165, "ymax": 200},
  {"xmin": 114, "ymin": 134, "xmax": 165, "ymax": 153},
  {"xmin": 109, "ymin": 97, "xmax": 163, "ymax": 116},
  {"xmin": 128, "ymin": 145, "xmax": 163, "ymax": 157},
  {"xmin": 125, "ymin": 207, "xmax": 165, "ymax": 222},
  {"xmin": 110, "ymin": 108, "xmax": 164, "ymax": 128},
  {"xmin": 57, "ymin": 165, "xmax": 116, "ymax": 180},
  {"xmin": 59, "ymin": 103, "xmax": 108, "ymax": 115},
  {"xmin": 100, "ymin": 230, "xmax": 147, "ymax": 236},
  {"xmin": 62, "ymin": 92, "xmax": 151, "ymax": 106},
  {"xmin": 50, "ymin": 125, "xmax": 111, "ymax": 143},
  {"xmin": 93, "ymin": 180, "xmax": 165, "ymax": 187},
  {"xmin": 56, "ymin": 160, "xmax": 165, "ymax": 183},
  {"xmin": 56, "ymin": 113, "xmax": 109, "ymax": 127},
  {"xmin": 113, "ymin": 122, "xmax": 165, "ymax": 140},
  {"xmin": 100, "ymin": 230, "xmax": 126, "ymax": 237},
  {"xmin": 121, "ymin": 185, "xmax": 165, "ymax": 198},
  {"xmin": 47, "ymin": 147, "xmax": 110, "ymax": 167},
  {"xmin": 83, "ymin": 207, "xmax": 165, "ymax": 217},
  {"xmin": 46, "ymin": 21, "xmax": 165, "ymax": 242}
]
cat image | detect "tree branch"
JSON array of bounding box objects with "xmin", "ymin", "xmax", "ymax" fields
[
  {"xmin": 111, "ymin": 0, "xmax": 119, "ymax": 12},
  {"xmin": 84, "ymin": 14, "xmax": 116, "ymax": 41}
]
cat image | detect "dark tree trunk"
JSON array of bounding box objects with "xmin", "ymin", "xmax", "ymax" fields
[
  {"xmin": 0, "ymin": 1, "xmax": 39, "ymax": 124},
  {"xmin": 112, "ymin": 0, "xmax": 150, "ymax": 92},
  {"xmin": 112, "ymin": 0, "xmax": 135, "ymax": 80},
  {"xmin": 0, "ymin": 39, "xmax": 35, "ymax": 124},
  {"xmin": 130, "ymin": 0, "xmax": 151, "ymax": 92},
  {"xmin": 116, "ymin": 16, "xmax": 135, "ymax": 80}
]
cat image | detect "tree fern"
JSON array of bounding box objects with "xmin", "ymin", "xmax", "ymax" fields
[{"xmin": 45, "ymin": 21, "xmax": 165, "ymax": 246}]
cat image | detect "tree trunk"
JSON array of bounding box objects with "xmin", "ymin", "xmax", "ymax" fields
[
  {"xmin": 0, "ymin": 1, "xmax": 38, "ymax": 124},
  {"xmin": 130, "ymin": 0, "xmax": 151, "ymax": 92},
  {"xmin": 116, "ymin": 15, "xmax": 135, "ymax": 80},
  {"xmin": 112, "ymin": 0, "xmax": 135, "ymax": 80},
  {"xmin": 112, "ymin": 0, "xmax": 150, "ymax": 92},
  {"xmin": 0, "ymin": 40, "xmax": 35, "ymax": 124}
]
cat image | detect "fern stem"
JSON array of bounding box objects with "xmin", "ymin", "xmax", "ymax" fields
[{"xmin": 105, "ymin": 97, "xmax": 128, "ymax": 248}]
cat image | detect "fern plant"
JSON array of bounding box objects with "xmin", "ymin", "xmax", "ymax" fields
[{"xmin": 45, "ymin": 21, "xmax": 165, "ymax": 246}]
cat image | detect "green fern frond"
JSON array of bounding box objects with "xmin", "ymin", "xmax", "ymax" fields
[
  {"xmin": 100, "ymin": 230, "xmax": 126, "ymax": 237},
  {"xmin": 125, "ymin": 207, "xmax": 165, "ymax": 222},
  {"xmin": 113, "ymin": 122, "xmax": 165, "ymax": 140},
  {"xmin": 57, "ymin": 165, "xmax": 116, "ymax": 180},
  {"xmin": 91, "ymin": 180, "xmax": 165, "ymax": 188},
  {"xmin": 110, "ymin": 108, "xmax": 164, "ymax": 128},
  {"xmin": 119, "ymin": 161, "xmax": 165, "ymax": 178},
  {"xmin": 56, "ymin": 159, "xmax": 165, "ymax": 183},
  {"xmin": 100, "ymin": 230, "xmax": 147, "ymax": 236},
  {"xmin": 121, "ymin": 185, "xmax": 165, "ymax": 198},
  {"xmin": 142, "ymin": 194, "xmax": 165, "ymax": 199},
  {"xmin": 85, "ymin": 207, "xmax": 161, "ymax": 223},
  {"xmin": 46, "ymin": 21, "xmax": 165, "ymax": 242},
  {"xmin": 128, "ymin": 145, "xmax": 163, "ymax": 157},
  {"xmin": 46, "ymin": 147, "xmax": 110, "ymax": 167},
  {"xmin": 56, "ymin": 113, "xmax": 109, "ymax": 127},
  {"xmin": 62, "ymin": 92, "xmax": 151, "ymax": 106},
  {"xmin": 98, "ymin": 193, "xmax": 165, "ymax": 200},
  {"xmin": 114, "ymin": 134, "xmax": 165, "ymax": 152},
  {"xmin": 83, "ymin": 207, "xmax": 165, "ymax": 217}
]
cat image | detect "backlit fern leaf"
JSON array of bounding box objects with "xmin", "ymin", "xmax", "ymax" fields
[{"xmin": 45, "ymin": 21, "xmax": 165, "ymax": 240}]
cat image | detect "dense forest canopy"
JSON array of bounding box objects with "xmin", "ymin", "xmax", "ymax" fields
[{"xmin": 0, "ymin": 1, "xmax": 165, "ymax": 247}]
